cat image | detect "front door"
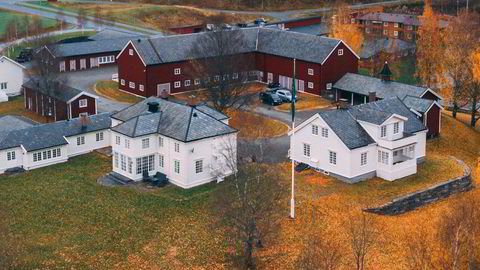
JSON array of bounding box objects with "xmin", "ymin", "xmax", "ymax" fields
[{"xmin": 157, "ymin": 83, "xmax": 171, "ymax": 96}]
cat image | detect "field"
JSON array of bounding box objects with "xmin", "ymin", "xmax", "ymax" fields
[
  {"xmin": 0, "ymin": 96, "xmax": 47, "ymax": 123},
  {"xmin": 27, "ymin": 2, "xmax": 265, "ymax": 31},
  {"xmin": 0, "ymin": 8, "xmax": 59, "ymax": 40},
  {"xmin": 228, "ymin": 110, "xmax": 289, "ymax": 138},
  {"xmin": 276, "ymin": 92, "xmax": 333, "ymax": 111},
  {"xmin": 95, "ymin": 81, "xmax": 144, "ymax": 104},
  {"xmin": 0, "ymin": 111, "xmax": 478, "ymax": 268}
]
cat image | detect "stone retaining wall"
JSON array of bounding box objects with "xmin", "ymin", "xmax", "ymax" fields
[{"xmin": 364, "ymin": 158, "xmax": 473, "ymax": 216}]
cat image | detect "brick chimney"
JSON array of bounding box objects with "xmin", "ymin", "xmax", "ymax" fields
[
  {"xmin": 337, "ymin": 98, "xmax": 350, "ymax": 109},
  {"xmin": 159, "ymin": 91, "xmax": 169, "ymax": 100},
  {"xmin": 79, "ymin": 114, "xmax": 89, "ymax": 129},
  {"xmin": 368, "ymin": 91, "xmax": 376, "ymax": 103},
  {"xmin": 187, "ymin": 95, "xmax": 197, "ymax": 107}
]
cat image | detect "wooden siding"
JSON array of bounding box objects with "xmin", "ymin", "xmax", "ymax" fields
[
  {"xmin": 425, "ymin": 104, "xmax": 440, "ymax": 137},
  {"xmin": 59, "ymin": 51, "xmax": 119, "ymax": 72},
  {"xmin": 284, "ymin": 17, "xmax": 323, "ymax": 29},
  {"xmin": 70, "ymin": 94, "xmax": 96, "ymax": 118},
  {"xmin": 321, "ymin": 42, "xmax": 358, "ymax": 96},
  {"xmin": 117, "ymin": 43, "xmax": 148, "ymax": 97}
]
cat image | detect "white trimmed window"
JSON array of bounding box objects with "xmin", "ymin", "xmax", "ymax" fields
[
  {"xmin": 159, "ymin": 136, "xmax": 164, "ymax": 147},
  {"xmin": 394, "ymin": 31, "xmax": 398, "ymax": 37},
  {"xmin": 174, "ymin": 143, "xmax": 180, "ymax": 153},
  {"xmin": 366, "ymin": 28, "xmax": 370, "ymax": 33},
  {"xmin": 174, "ymin": 68, "xmax": 181, "ymax": 75},
  {"xmin": 321, "ymin": 127, "xmax": 328, "ymax": 138},
  {"xmin": 383, "ymin": 29, "xmax": 388, "ymax": 35},
  {"xmin": 174, "ymin": 81, "xmax": 181, "ymax": 88},
  {"xmin": 384, "ymin": 22, "xmax": 388, "ymax": 26},
  {"xmin": 114, "ymin": 152, "xmax": 119, "ymax": 168},
  {"xmin": 52, "ymin": 148, "xmax": 61, "ymax": 158},
  {"xmin": 308, "ymin": 68, "xmax": 314, "ymax": 75},
  {"xmin": 79, "ymin": 99, "xmax": 88, "ymax": 108},
  {"xmin": 139, "ymin": 84, "xmax": 144, "ymax": 91},
  {"xmin": 378, "ymin": 151, "xmax": 389, "ymax": 165},
  {"xmin": 125, "ymin": 139, "xmax": 130, "ymax": 149},
  {"xmin": 338, "ymin": 49, "xmax": 343, "ymax": 56},
  {"xmin": 361, "ymin": 152, "xmax": 367, "ymax": 166},
  {"xmin": 394, "ymin": 122, "xmax": 399, "ymax": 134},
  {"xmin": 214, "ymin": 75, "xmax": 220, "ymax": 81},
  {"xmin": 326, "ymin": 83, "xmax": 332, "ymax": 90},
  {"xmin": 233, "ymin": 73, "xmax": 239, "ymax": 79},
  {"xmin": 121, "ymin": 79, "xmax": 125, "ymax": 86},
  {"xmin": 77, "ymin": 136, "xmax": 85, "ymax": 145},
  {"xmin": 7, "ymin": 151, "xmax": 15, "ymax": 161},
  {"xmin": 0, "ymin": 82, "xmax": 6, "ymax": 89},
  {"xmin": 158, "ymin": 154, "xmax": 164, "ymax": 168},
  {"xmin": 128, "ymin": 157, "xmax": 133, "ymax": 173},
  {"xmin": 308, "ymin": 82, "xmax": 314, "ymax": 89},
  {"xmin": 174, "ymin": 160, "xmax": 180, "ymax": 174},
  {"xmin": 303, "ymin": 143, "xmax": 311, "ymax": 157},
  {"xmin": 195, "ymin": 159, "xmax": 203, "ymax": 174},
  {"xmin": 194, "ymin": 79, "xmax": 201, "ymax": 85},
  {"xmin": 129, "ymin": 49, "xmax": 133, "ymax": 56},
  {"xmin": 381, "ymin": 125, "xmax": 387, "ymax": 137},
  {"xmin": 142, "ymin": 138, "xmax": 150, "ymax": 149},
  {"xmin": 136, "ymin": 155, "xmax": 155, "ymax": 174},
  {"xmin": 329, "ymin": 151, "xmax": 337, "ymax": 165},
  {"xmin": 129, "ymin": 82, "xmax": 135, "ymax": 89},
  {"xmin": 185, "ymin": 80, "xmax": 191, "ymax": 87},
  {"xmin": 312, "ymin": 124, "xmax": 319, "ymax": 135},
  {"xmin": 96, "ymin": 132, "xmax": 104, "ymax": 142},
  {"xmin": 121, "ymin": 154, "xmax": 126, "ymax": 171},
  {"xmin": 116, "ymin": 136, "xmax": 120, "ymax": 145}
]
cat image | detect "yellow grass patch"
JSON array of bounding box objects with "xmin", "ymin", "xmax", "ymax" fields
[
  {"xmin": 95, "ymin": 81, "xmax": 143, "ymax": 104},
  {"xmin": 0, "ymin": 96, "xmax": 47, "ymax": 123},
  {"xmin": 228, "ymin": 110, "xmax": 288, "ymax": 138},
  {"xmin": 276, "ymin": 92, "xmax": 334, "ymax": 111}
]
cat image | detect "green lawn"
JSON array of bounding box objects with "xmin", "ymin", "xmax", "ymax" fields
[{"xmin": 0, "ymin": 8, "xmax": 58, "ymax": 38}]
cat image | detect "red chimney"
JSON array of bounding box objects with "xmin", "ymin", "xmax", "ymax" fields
[{"xmin": 368, "ymin": 92, "xmax": 376, "ymax": 103}]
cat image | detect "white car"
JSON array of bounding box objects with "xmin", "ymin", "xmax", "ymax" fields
[
  {"xmin": 111, "ymin": 74, "xmax": 119, "ymax": 82},
  {"xmin": 274, "ymin": 89, "xmax": 293, "ymax": 102}
]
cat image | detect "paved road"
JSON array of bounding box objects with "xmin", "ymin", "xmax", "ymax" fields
[{"xmin": 60, "ymin": 66, "xmax": 131, "ymax": 113}]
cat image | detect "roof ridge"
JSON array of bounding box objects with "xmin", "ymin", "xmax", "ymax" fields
[
  {"xmin": 184, "ymin": 107, "xmax": 194, "ymax": 142},
  {"xmin": 157, "ymin": 111, "xmax": 163, "ymax": 134},
  {"xmin": 132, "ymin": 116, "xmax": 140, "ymax": 137}
]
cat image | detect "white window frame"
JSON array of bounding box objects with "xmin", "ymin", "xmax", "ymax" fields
[
  {"xmin": 393, "ymin": 122, "xmax": 399, "ymax": 134},
  {"xmin": 174, "ymin": 143, "xmax": 180, "ymax": 153},
  {"xmin": 329, "ymin": 151, "xmax": 337, "ymax": 165},
  {"xmin": 129, "ymin": 82, "xmax": 135, "ymax": 89},
  {"xmin": 129, "ymin": 49, "xmax": 133, "ymax": 56},
  {"xmin": 174, "ymin": 68, "xmax": 181, "ymax": 75},
  {"xmin": 338, "ymin": 49, "xmax": 343, "ymax": 56},
  {"xmin": 77, "ymin": 136, "xmax": 85, "ymax": 146},
  {"xmin": 142, "ymin": 138, "xmax": 150, "ymax": 149},
  {"xmin": 7, "ymin": 151, "xmax": 15, "ymax": 161},
  {"xmin": 312, "ymin": 124, "xmax": 319, "ymax": 135},
  {"xmin": 303, "ymin": 143, "xmax": 311, "ymax": 157},
  {"xmin": 308, "ymin": 82, "xmax": 314, "ymax": 89},
  {"xmin": 159, "ymin": 136, "xmax": 164, "ymax": 147},
  {"xmin": 96, "ymin": 132, "xmax": 104, "ymax": 142},
  {"xmin": 381, "ymin": 125, "xmax": 387, "ymax": 138},
  {"xmin": 115, "ymin": 136, "xmax": 121, "ymax": 145},
  {"xmin": 194, "ymin": 79, "xmax": 201, "ymax": 85},
  {"xmin": 321, "ymin": 127, "xmax": 328, "ymax": 138},
  {"xmin": 361, "ymin": 152, "xmax": 367, "ymax": 166},
  {"xmin": 174, "ymin": 81, "xmax": 181, "ymax": 88},
  {"xmin": 326, "ymin": 83, "xmax": 332, "ymax": 90},
  {"xmin": 185, "ymin": 80, "xmax": 191, "ymax": 87},
  {"xmin": 79, "ymin": 99, "xmax": 88, "ymax": 108},
  {"xmin": 195, "ymin": 159, "xmax": 203, "ymax": 174},
  {"xmin": 174, "ymin": 160, "xmax": 180, "ymax": 174},
  {"xmin": 308, "ymin": 68, "xmax": 314, "ymax": 76},
  {"xmin": 121, "ymin": 79, "xmax": 125, "ymax": 86},
  {"xmin": 139, "ymin": 84, "xmax": 144, "ymax": 92},
  {"xmin": 159, "ymin": 154, "xmax": 164, "ymax": 168},
  {"xmin": 125, "ymin": 139, "xmax": 130, "ymax": 149}
]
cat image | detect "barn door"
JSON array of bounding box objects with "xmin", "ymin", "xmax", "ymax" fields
[{"xmin": 157, "ymin": 83, "xmax": 171, "ymax": 96}]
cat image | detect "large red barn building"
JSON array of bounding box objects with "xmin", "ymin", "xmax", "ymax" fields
[{"xmin": 116, "ymin": 28, "xmax": 359, "ymax": 98}]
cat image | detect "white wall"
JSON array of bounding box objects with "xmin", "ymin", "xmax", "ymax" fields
[
  {"xmin": 349, "ymin": 145, "xmax": 377, "ymax": 178},
  {"xmin": 0, "ymin": 59, "xmax": 24, "ymax": 96},
  {"xmin": 66, "ymin": 129, "xmax": 111, "ymax": 157},
  {"xmin": 0, "ymin": 147, "xmax": 24, "ymax": 173},
  {"xmin": 24, "ymin": 146, "xmax": 69, "ymax": 171},
  {"xmin": 416, "ymin": 131, "xmax": 427, "ymax": 160}
]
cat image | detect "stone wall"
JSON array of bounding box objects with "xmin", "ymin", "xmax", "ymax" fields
[{"xmin": 364, "ymin": 158, "xmax": 473, "ymax": 216}]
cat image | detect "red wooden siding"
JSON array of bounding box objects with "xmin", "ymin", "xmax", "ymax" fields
[
  {"xmin": 70, "ymin": 95, "xmax": 96, "ymax": 118},
  {"xmin": 117, "ymin": 43, "xmax": 148, "ymax": 96},
  {"xmin": 284, "ymin": 17, "xmax": 323, "ymax": 29},
  {"xmin": 320, "ymin": 42, "xmax": 358, "ymax": 95},
  {"xmin": 60, "ymin": 52, "xmax": 119, "ymax": 72},
  {"xmin": 425, "ymin": 104, "xmax": 440, "ymax": 137}
]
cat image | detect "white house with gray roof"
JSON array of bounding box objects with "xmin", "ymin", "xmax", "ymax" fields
[
  {"xmin": 290, "ymin": 98, "xmax": 427, "ymax": 182},
  {"xmin": 0, "ymin": 113, "xmax": 111, "ymax": 174},
  {"xmin": 110, "ymin": 97, "xmax": 237, "ymax": 189},
  {"xmin": 0, "ymin": 56, "xmax": 26, "ymax": 98}
]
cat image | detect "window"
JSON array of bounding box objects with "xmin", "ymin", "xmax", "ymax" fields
[
  {"xmin": 321, "ymin": 127, "xmax": 328, "ymax": 138},
  {"xmin": 407, "ymin": 33, "xmax": 412, "ymax": 39},
  {"xmin": 70, "ymin": 60, "xmax": 76, "ymax": 70},
  {"xmin": 128, "ymin": 157, "xmax": 133, "ymax": 174},
  {"xmin": 214, "ymin": 75, "xmax": 220, "ymax": 81},
  {"xmin": 308, "ymin": 82, "xmax": 314, "ymax": 89},
  {"xmin": 312, "ymin": 124, "xmax": 319, "ymax": 135},
  {"xmin": 59, "ymin": 61, "xmax": 65, "ymax": 72},
  {"xmin": 393, "ymin": 122, "xmax": 399, "ymax": 134},
  {"xmin": 121, "ymin": 154, "xmax": 126, "ymax": 171},
  {"xmin": 326, "ymin": 83, "xmax": 332, "ymax": 90},
  {"xmin": 329, "ymin": 151, "xmax": 337, "ymax": 165},
  {"xmin": 159, "ymin": 154, "xmax": 164, "ymax": 168},
  {"xmin": 308, "ymin": 68, "xmax": 314, "ymax": 75},
  {"xmin": 195, "ymin": 159, "xmax": 203, "ymax": 173},
  {"xmin": 174, "ymin": 68, "xmax": 181, "ymax": 75},
  {"xmin": 142, "ymin": 138, "xmax": 150, "ymax": 149},
  {"xmin": 174, "ymin": 81, "xmax": 181, "ymax": 88},
  {"xmin": 394, "ymin": 22, "xmax": 399, "ymax": 28},
  {"xmin": 407, "ymin": 25, "xmax": 413, "ymax": 31},
  {"xmin": 393, "ymin": 31, "xmax": 398, "ymax": 37},
  {"xmin": 96, "ymin": 132, "xmax": 104, "ymax": 142},
  {"xmin": 361, "ymin": 152, "xmax": 367, "ymax": 166},
  {"xmin": 116, "ymin": 136, "xmax": 121, "ymax": 145},
  {"xmin": 185, "ymin": 80, "xmax": 191, "ymax": 86},
  {"xmin": 174, "ymin": 143, "xmax": 180, "ymax": 153},
  {"xmin": 383, "ymin": 29, "xmax": 388, "ymax": 35},
  {"xmin": 378, "ymin": 150, "xmax": 389, "ymax": 165},
  {"xmin": 52, "ymin": 148, "xmax": 61, "ymax": 158},
  {"xmin": 303, "ymin": 143, "xmax": 311, "ymax": 157},
  {"xmin": 0, "ymin": 82, "xmax": 7, "ymax": 90},
  {"xmin": 174, "ymin": 160, "xmax": 180, "ymax": 174},
  {"xmin": 114, "ymin": 152, "xmax": 119, "ymax": 168},
  {"xmin": 129, "ymin": 82, "xmax": 135, "ymax": 89},
  {"xmin": 129, "ymin": 49, "xmax": 133, "ymax": 55},
  {"xmin": 366, "ymin": 28, "xmax": 370, "ymax": 33},
  {"xmin": 381, "ymin": 125, "xmax": 387, "ymax": 137},
  {"xmin": 7, "ymin": 151, "xmax": 15, "ymax": 161},
  {"xmin": 125, "ymin": 139, "xmax": 130, "ymax": 149},
  {"xmin": 139, "ymin": 84, "xmax": 144, "ymax": 91},
  {"xmin": 159, "ymin": 137, "xmax": 164, "ymax": 147},
  {"xmin": 338, "ymin": 49, "xmax": 343, "ymax": 56},
  {"xmin": 232, "ymin": 73, "xmax": 239, "ymax": 79},
  {"xmin": 194, "ymin": 79, "xmax": 201, "ymax": 85},
  {"xmin": 98, "ymin": 56, "xmax": 115, "ymax": 64},
  {"xmin": 79, "ymin": 99, "xmax": 87, "ymax": 108},
  {"xmin": 120, "ymin": 79, "xmax": 125, "ymax": 86},
  {"xmin": 77, "ymin": 136, "xmax": 85, "ymax": 145},
  {"xmin": 136, "ymin": 155, "xmax": 155, "ymax": 174},
  {"xmin": 384, "ymin": 22, "xmax": 388, "ymax": 26},
  {"xmin": 351, "ymin": 18, "xmax": 356, "ymax": 23}
]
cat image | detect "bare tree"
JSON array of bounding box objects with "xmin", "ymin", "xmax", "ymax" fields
[
  {"xmin": 348, "ymin": 212, "xmax": 377, "ymax": 270},
  {"xmin": 404, "ymin": 227, "xmax": 435, "ymax": 270},
  {"xmin": 188, "ymin": 22, "xmax": 255, "ymax": 113}
]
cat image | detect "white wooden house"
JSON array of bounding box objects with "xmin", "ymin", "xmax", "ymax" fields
[
  {"xmin": 0, "ymin": 56, "xmax": 26, "ymax": 97},
  {"xmin": 290, "ymin": 98, "xmax": 428, "ymax": 183}
]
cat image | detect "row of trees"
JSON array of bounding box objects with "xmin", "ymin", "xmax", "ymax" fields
[{"xmin": 416, "ymin": 1, "xmax": 480, "ymax": 127}]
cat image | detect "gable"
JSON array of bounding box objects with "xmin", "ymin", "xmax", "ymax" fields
[{"xmin": 117, "ymin": 41, "xmax": 147, "ymax": 67}]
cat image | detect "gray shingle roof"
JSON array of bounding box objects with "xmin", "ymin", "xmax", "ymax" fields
[
  {"xmin": 287, "ymin": 24, "xmax": 330, "ymax": 36},
  {"xmin": 0, "ymin": 113, "xmax": 111, "ymax": 152},
  {"xmin": 359, "ymin": 38, "xmax": 416, "ymax": 59},
  {"xmin": 131, "ymin": 27, "xmax": 343, "ymax": 66},
  {"xmin": 111, "ymin": 97, "xmax": 236, "ymax": 142},
  {"xmin": 402, "ymin": 95, "xmax": 434, "ymax": 113},
  {"xmin": 359, "ymin": 13, "xmax": 421, "ymax": 25},
  {"xmin": 349, "ymin": 106, "xmax": 393, "ymax": 125},
  {"xmin": 46, "ymin": 37, "xmax": 139, "ymax": 58},
  {"xmin": 0, "ymin": 115, "xmax": 37, "ymax": 132},
  {"xmin": 333, "ymin": 73, "xmax": 427, "ymax": 100},
  {"xmin": 23, "ymin": 79, "xmax": 88, "ymax": 103},
  {"xmin": 195, "ymin": 105, "xmax": 229, "ymax": 120}
]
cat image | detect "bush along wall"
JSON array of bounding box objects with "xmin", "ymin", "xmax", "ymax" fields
[{"xmin": 364, "ymin": 157, "xmax": 473, "ymax": 216}]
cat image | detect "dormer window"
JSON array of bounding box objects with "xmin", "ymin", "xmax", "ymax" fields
[
  {"xmin": 381, "ymin": 125, "xmax": 387, "ymax": 137},
  {"xmin": 174, "ymin": 68, "xmax": 181, "ymax": 75},
  {"xmin": 129, "ymin": 49, "xmax": 133, "ymax": 56},
  {"xmin": 393, "ymin": 122, "xmax": 399, "ymax": 134},
  {"xmin": 338, "ymin": 49, "xmax": 343, "ymax": 56}
]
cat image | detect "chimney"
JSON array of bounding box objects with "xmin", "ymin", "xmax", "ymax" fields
[
  {"xmin": 147, "ymin": 101, "xmax": 159, "ymax": 113},
  {"xmin": 368, "ymin": 91, "xmax": 376, "ymax": 103},
  {"xmin": 187, "ymin": 95, "xmax": 197, "ymax": 107},
  {"xmin": 379, "ymin": 61, "xmax": 393, "ymax": 81},
  {"xmin": 79, "ymin": 114, "xmax": 89, "ymax": 129},
  {"xmin": 159, "ymin": 91, "xmax": 169, "ymax": 100},
  {"xmin": 337, "ymin": 98, "xmax": 349, "ymax": 109}
]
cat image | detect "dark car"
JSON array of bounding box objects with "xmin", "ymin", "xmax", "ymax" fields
[
  {"xmin": 295, "ymin": 163, "xmax": 309, "ymax": 172},
  {"xmin": 15, "ymin": 48, "xmax": 33, "ymax": 63},
  {"xmin": 259, "ymin": 92, "xmax": 282, "ymax": 106},
  {"xmin": 267, "ymin": 82, "xmax": 281, "ymax": 89}
]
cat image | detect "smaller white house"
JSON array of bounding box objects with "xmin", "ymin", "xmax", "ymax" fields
[
  {"xmin": 0, "ymin": 113, "xmax": 111, "ymax": 174},
  {"xmin": 290, "ymin": 98, "xmax": 428, "ymax": 183},
  {"xmin": 110, "ymin": 97, "xmax": 238, "ymax": 189},
  {"xmin": 0, "ymin": 56, "xmax": 26, "ymax": 97}
]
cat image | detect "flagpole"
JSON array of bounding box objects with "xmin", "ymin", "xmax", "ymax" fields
[{"xmin": 290, "ymin": 58, "xmax": 296, "ymax": 219}]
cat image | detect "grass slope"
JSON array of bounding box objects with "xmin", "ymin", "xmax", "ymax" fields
[
  {"xmin": 0, "ymin": 96, "xmax": 47, "ymax": 123},
  {"xmin": 0, "ymin": 8, "xmax": 58, "ymax": 38},
  {"xmin": 95, "ymin": 81, "xmax": 144, "ymax": 104}
]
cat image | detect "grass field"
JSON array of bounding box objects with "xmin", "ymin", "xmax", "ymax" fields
[
  {"xmin": 276, "ymin": 92, "xmax": 333, "ymax": 111},
  {"xmin": 228, "ymin": 110, "xmax": 289, "ymax": 138},
  {"xmin": 0, "ymin": 96, "xmax": 47, "ymax": 123},
  {"xmin": 0, "ymin": 109, "xmax": 478, "ymax": 268},
  {"xmin": 27, "ymin": 2, "xmax": 265, "ymax": 32},
  {"xmin": 95, "ymin": 81, "xmax": 144, "ymax": 104},
  {"xmin": 0, "ymin": 8, "xmax": 59, "ymax": 39}
]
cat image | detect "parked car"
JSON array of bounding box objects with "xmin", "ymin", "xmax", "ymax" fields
[
  {"xmin": 267, "ymin": 82, "xmax": 281, "ymax": 89},
  {"xmin": 295, "ymin": 163, "xmax": 309, "ymax": 172},
  {"xmin": 259, "ymin": 92, "xmax": 282, "ymax": 106},
  {"xmin": 15, "ymin": 48, "xmax": 33, "ymax": 63},
  {"xmin": 254, "ymin": 18, "xmax": 267, "ymax": 24},
  {"xmin": 274, "ymin": 89, "xmax": 293, "ymax": 102}
]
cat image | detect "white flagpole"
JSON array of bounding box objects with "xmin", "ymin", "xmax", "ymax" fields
[{"xmin": 290, "ymin": 59, "xmax": 296, "ymax": 219}]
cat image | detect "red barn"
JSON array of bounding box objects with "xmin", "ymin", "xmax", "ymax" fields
[
  {"xmin": 116, "ymin": 28, "xmax": 359, "ymax": 98},
  {"xmin": 23, "ymin": 80, "xmax": 98, "ymax": 122}
]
